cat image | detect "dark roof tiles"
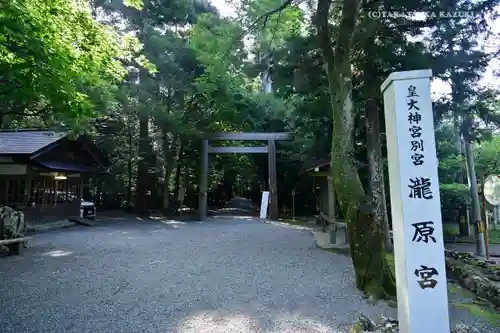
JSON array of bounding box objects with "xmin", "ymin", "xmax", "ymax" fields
[{"xmin": 0, "ymin": 130, "xmax": 66, "ymax": 154}]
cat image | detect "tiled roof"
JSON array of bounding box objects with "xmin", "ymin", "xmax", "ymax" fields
[{"xmin": 0, "ymin": 130, "xmax": 67, "ymax": 155}]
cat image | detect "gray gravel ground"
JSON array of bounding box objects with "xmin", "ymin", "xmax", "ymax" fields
[{"xmin": 0, "ymin": 216, "xmax": 497, "ymax": 333}]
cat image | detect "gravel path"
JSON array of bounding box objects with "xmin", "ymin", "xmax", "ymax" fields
[{"xmin": 0, "ymin": 216, "xmax": 497, "ymax": 332}]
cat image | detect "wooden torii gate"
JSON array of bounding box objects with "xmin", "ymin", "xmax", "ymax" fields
[{"xmin": 198, "ymin": 132, "xmax": 292, "ymax": 220}]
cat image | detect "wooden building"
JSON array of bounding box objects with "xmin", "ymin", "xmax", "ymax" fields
[
  {"xmin": 303, "ymin": 156, "xmax": 348, "ymax": 246},
  {"xmin": 0, "ymin": 129, "xmax": 107, "ymax": 222}
]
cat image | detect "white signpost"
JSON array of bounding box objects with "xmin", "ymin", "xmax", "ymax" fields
[
  {"xmin": 260, "ymin": 191, "xmax": 270, "ymax": 219},
  {"xmin": 382, "ymin": 69, "xmax": 450, "ymax": 333}
]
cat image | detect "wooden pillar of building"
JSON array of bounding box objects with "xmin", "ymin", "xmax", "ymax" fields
[
  {"xmin": 54, "ymin": 180, "xmax": 58, "ymax": 207},
  {"xmin": 268, "ymin": 139, "xmax": 278, "ymax": 220},
  {"xmin": 79, "ymin": 177, "xmax": 84, "ymax": 199},
  {"xmin": 327, "ymin": 176, "xmax": 335, "ymax": 221},
  {"xmin": 198, "ymin": 139, "xmax": 209, "ymax": 220},
  {"xmin": 24, "ymin": 170, "xmax": 32, "ymax": 206},
  {"xmin": 65, "ymin": 180, "xmax": 69, "ymax": 201},
  {"xmin": 41, "ymin": 179, "xmax": 46, "ymax": 212}
]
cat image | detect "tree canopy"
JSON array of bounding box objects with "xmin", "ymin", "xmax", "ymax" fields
[{"xmin": 2, "ymin": 0, "xmax": 500, "ymax": 298}]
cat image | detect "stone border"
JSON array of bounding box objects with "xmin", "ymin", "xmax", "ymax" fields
[
  {"xmin": 349, "ymin": 314, "xmax": 480, "ymax": 333},
  {"xmin": 445, "ymin": 250, "xmax": 500, "ymax": 311}
]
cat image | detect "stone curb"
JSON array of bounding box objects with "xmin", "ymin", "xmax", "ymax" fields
[{"xmin": 26, "ymin": 220, "xmax": 77, "ymax": 233}]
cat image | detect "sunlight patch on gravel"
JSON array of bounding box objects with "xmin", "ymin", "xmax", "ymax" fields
[{"xmin": 176, "ymin": 310, "xmax": 340, "ymax": 333}]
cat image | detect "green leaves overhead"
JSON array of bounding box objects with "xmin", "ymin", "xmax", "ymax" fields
[
  {"xmin": 240, "ymin": 0, "xmax": 304, "ymax": 51},
  {"xmin": 100, "ymin": 0, "xmax": 217, "ymax": 28},
  {"xmin": 123, "ymin": 0, "xmax": 144, "ymax": 10},
  {"xmin": 188, "ymin": 12, "xmax": 276, "ymax": 132},
  {"xmin": 1, "ymin": 0, "xmax": 499, "ymax": 223},
  {"xmin": 0, "ymin": 0, "xmax": 129, "ymax": 125}
]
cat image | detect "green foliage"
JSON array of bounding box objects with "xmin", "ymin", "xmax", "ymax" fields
[
  {"xmin": 2, "ymin": 0, "xmax": 499, "ymax": 220},
  {"xmin": 443, "ymin": 224, "xmax": 459, "ymax": 241},
  {"xmin": 436, "ymin": 125, "xmax": 466, "ymax": 183},
  {"xmin": 440, "ymin": 183, "xmax": 470, "ymax": 197},
  {"xmin": 475, "ymin": 135, "xmax": 500, "ymax": 176},
  {"xmin": 0, "ymin": 0, "xmax": 130, "ymax": 127},
  {"xmin": 123, "ymin": 0, "xmax": 143, "ymax": 10},
  {"xmin": 240, "ymin": 0, "xmax": 304, "ymax": 51},
  {"xmin": 440, "ymin": 183, "xmax": 469, "ymax": 223},
  {"xmin": 187, "ymin": 11, "xmax": 291, "ymax": 136},
  {"xmin": 189, "ymin": 13, "xmax": 248, "ymax": 109},
  {"xmin": 427, "ymin": 0, "xmax": 500, "ymax": 129},
  {"xmin": 2, "ymin": 0, "xmax": 495, "ymax": 306}
]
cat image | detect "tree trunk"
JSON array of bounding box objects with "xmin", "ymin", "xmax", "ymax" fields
[
  {"xmin": 162, "ymin": 133, "xmax": 179, "ymax": 212},
  {"xmin": 453, "ymin": 115, "xmax": 464, "ymax": 160},
  {"xmin": 148, "ymin": 151, "xmax": 159, "ymax": 208},
  {"xmin": 457, "ymin": 113, "xmax": 470, "ymax": 237},
  {"xmin": 135, "ymin": 109, "xmax": 149, "ymax": 215},
  {"xmin": 449, "ymin": 45, "xmax": 464, "ymax": 172},
  {"xmin": 362, "ymin": 32, "xmax": 392, "ymax": 252},
  {"xmin": 316, "ymin": 0, "xmax": 395, "ymax": 299},
  {"xmin": 452, "ymin": 77, "xmax": 470, "ymax": 237},
  {"xmin": 127, "ymin": 125, "xmax": 133, "ymax": 208},
  {"xmin": 366, "ymin": 95, "xmax": 393, "ymax": 252},
  {"xmin": 174, "ymin": 140, "xmax": 184, "ymax": 204},
  {"xmin": 464, "ymin": 132, "xmax": 486, "ymax": 256},
  {"xmin": 162, "ymin": 168, "xmax": 171, "ymax": 211}
]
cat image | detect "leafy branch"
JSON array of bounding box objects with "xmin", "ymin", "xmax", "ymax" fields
[{"xmin": 223, "ymin": 0, "xmax": 302, "ymax": 58}]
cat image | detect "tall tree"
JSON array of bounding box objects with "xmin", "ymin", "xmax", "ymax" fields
[
  {"xmin": 315, "ymin": 0, "xmax": 396, "ymax": 297},
  {"xmin": 93, "ymin": 0, "xmax": 216, "ymax": 214},
  {"xmin": 428, "ymin": 0, "xmax": 500, "ymax": 242}
]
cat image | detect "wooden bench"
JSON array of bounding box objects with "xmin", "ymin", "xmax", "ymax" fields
[{"xmin": 0, "ymin": 237, "xmax": 30, "ymax": 255}]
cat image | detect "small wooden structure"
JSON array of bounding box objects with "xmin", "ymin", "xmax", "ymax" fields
[
  {"xmin": 198, "ymin": 132, "xmax": 292, "ymax": 220},
  {"xmin": 303, "ymin": 157, "xmax": 348, "ymax": 246},
  {"xmin": 0, "ymin": 129, "xmax": 107, "ymax": 222}
]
